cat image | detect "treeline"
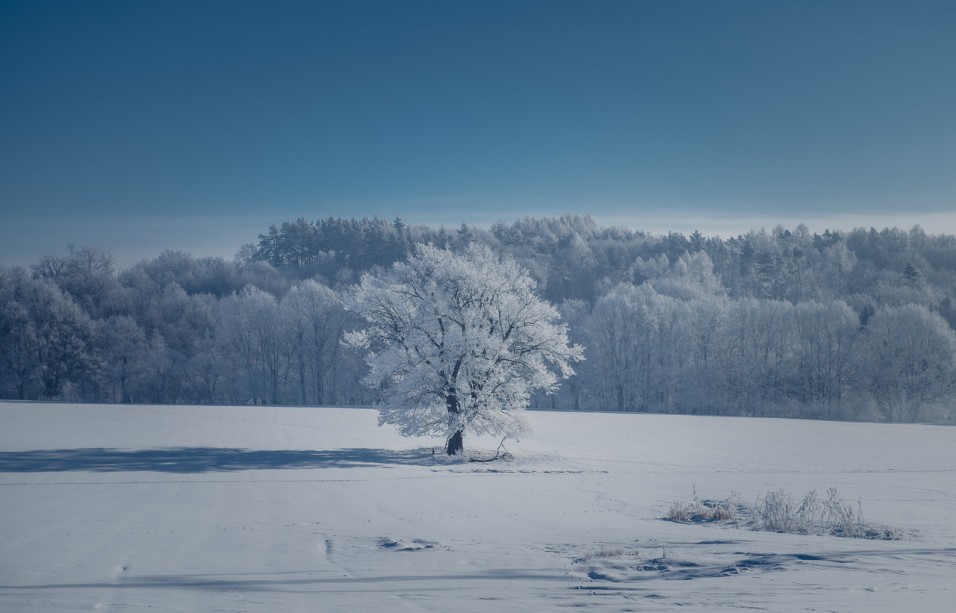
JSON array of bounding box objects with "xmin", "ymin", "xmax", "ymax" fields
[
  {"xmin": 1, "ymin": 249, "xmax": 364, "ymax": 406},
  {"xmin": 2, "ymin": 215, "xmax": 955, "ymax": 422}
]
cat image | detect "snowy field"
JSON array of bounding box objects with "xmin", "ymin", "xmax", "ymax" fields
[{"xmin": 2, "ymin": 403, "xmax": 955, "ymax": 612}]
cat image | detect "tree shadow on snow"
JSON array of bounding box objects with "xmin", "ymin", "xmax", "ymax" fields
[{"xmin": 0, "ymin": 447, "xmax": 441, "ymax": 473}]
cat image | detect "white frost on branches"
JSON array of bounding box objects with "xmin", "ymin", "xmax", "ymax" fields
[{"xmin": 344, "ymin": 243, "xmax": 584, "ymax": 451}]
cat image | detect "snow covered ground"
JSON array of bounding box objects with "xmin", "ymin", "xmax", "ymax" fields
[{"xmin": 2, "ymin": 402, "xmax": 955, "ymax": 612}]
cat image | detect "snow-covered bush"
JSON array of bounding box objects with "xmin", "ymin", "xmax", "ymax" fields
[
  {"xmin": 755, "ymin": 489, "xmax": 822, "ymax": 534},
  {"xmin": 667, "ymin": 487, "xmax": 900, "ymax": 540},
  {"xmin": 668, "ymin": 488, "xmax": 740, "ymax": 523}
]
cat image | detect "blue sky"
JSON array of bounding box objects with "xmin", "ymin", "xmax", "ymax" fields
[{"xmin": 1, "ymin": 0, "xmax": 954, "ymax": 265}]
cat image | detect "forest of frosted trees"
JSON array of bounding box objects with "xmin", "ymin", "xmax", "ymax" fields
[{"xmin": 2, "ymin": 215, "xmax": 956, "ymax": 423}]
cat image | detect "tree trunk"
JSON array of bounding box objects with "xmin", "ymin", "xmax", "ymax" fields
[
  {"xmin": 445, "ymin": 389, "xmax": 463, "ymax": 455},
  {"xmin": 298, "ymin": 350, "xmax": 307, "ymax": 405},
  {"xmin": 446, "ymin": 430, "xmax": 464, "ymax": 455},
  {"xmin": 315, "ymin": 353, "xmax": 324, "ymax": 405}
]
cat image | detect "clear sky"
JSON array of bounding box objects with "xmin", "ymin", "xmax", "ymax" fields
[{"xmin": 1, "ymin": 0, "xmax": 954, "ymax": 266}]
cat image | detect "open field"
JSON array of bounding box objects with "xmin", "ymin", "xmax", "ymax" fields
[{"xmin": 2, "ymin": 402, "xmax": 955, "ymax": 611}]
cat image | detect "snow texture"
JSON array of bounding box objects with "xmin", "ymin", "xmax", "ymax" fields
[{"xmin": 2, "ymin": 402, "xmax": 955, "ymax": 611}]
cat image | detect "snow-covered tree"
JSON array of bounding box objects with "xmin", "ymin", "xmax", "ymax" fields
[
  {"xmin": 0, "ymin": 268, "xmax": 94, "ymax": 399},
  {"xmin": 588, "ymin": 283, "xmax": 643, "ymax": 411},
  {"xmin": 792, "ymin": 301, "xmax": 859, "ymax": 418},
  {"xmin": 863, "ymin": 304, "xmax": 956, "ymax": 421},
  {"xmin": 95, "ymin": 315, "xmax": 148, "ymax": 403},
  {"xmin": 345, "ymin": 243, "xmax": 583, "ymax": 455},
  {"xmin": 723, "ymin": 298, "xmax": 797, "ymax": 415},
  {"xmin": 587, "ymin": 283, "xmax": 687, "ymax": 412},
  {"xmin": 281, "ymin": 280, "xmax": 346, "ymax": 405},
  {"xmin": 681, "ymin": 294, "xmax": 729, "ymax": 414},
  {"xmin": 216, "ymin": 286, "xmax": 291, "ymax": 405}
]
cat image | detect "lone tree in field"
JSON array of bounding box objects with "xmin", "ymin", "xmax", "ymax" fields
[{"xmin": 345, "ymin": 243, "xmax": 583, "ymax": 455}]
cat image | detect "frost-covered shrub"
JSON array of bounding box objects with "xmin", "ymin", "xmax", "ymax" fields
[
  {"xmin": 755, "ymin": 489, "xmax": 823, "ymax": 534},
  {"xmin": 668, "ymin": 488, "xmax": 740, "ymax": 524},
  {"xmin": 667, "ymin": 487, "xmax": 900, "ymax": 540}
]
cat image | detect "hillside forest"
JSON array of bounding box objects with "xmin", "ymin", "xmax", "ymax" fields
[{"xmin": 3, "ymin": 215, "xmax": 956, "ymax": 423}]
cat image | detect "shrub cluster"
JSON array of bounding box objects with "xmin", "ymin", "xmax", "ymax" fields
[{"xmin": 667, "ymin": 487, "xmax": 900, "ymax": 540}]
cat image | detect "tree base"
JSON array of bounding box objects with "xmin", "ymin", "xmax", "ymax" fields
[{"xmin": 445, "ymin": 431, "xmax": 463, "ymax": 456}]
